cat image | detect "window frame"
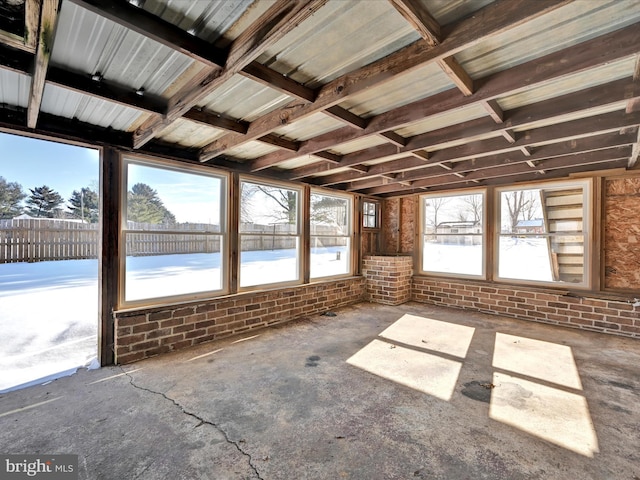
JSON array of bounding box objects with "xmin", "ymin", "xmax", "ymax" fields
[
  {"xmin": 309, "ymin": 189, "xmax": 354, "ymax": 280},
  {"xmin": 362, "ymin": 200, "xmax": 380, "ymax": 230},
  {"xmin": 419, "ymin": 188, "xmax": 487, "ymax": 280},
  {"xmin": 494, "ymin": 178, "xmax": 592, "ymax": 289},
  {"xmin": 238, "ymin": 176, "xmax": 304, "ymax": 291},
  {"xmin": 119, "ymin": 155, "xmax": 229, "ymax": 307}
]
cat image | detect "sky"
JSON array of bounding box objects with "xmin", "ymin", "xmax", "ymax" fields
[
  {"xmin": 0, "ymin": 132, "xmax": 99, "ymax": 202},
  {"xmin": 0, "ymin": 132, "xmax": 220, "ymax": 224}
]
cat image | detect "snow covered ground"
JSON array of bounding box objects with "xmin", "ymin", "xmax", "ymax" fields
[
  {"xmin": 1, "ymin": 246, "xmax": 350, "ymax": 391},
  {"xmin": 423, "ymin": 237, "xmax": 554, "ymax": 280}
]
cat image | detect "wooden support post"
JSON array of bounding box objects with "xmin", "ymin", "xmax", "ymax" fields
[{"xmin": 99, "ymin": 147, "xmax": 121, "ymax": 366}]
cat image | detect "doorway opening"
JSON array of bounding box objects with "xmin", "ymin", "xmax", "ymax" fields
[{"xmin": 0, "ymin": 132, "xmax": 100, "ymax": 392}]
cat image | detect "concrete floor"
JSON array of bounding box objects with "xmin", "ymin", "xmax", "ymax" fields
[{"xmin": 1, "ymin": 302, "xmax": 639, "ymax": 480}]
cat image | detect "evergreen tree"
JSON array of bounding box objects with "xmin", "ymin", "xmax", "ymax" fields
[
  {"xmin": 127, "ymin": 183, "xmax": 175, "ymax": 225},
  {"xmin": 68, "ymin": 187, "xmax": 99, "ymax": 223},
  {"xmin": 26, "ymin": 185, "xmax": 63, "ymax": 218},
  {"xmin": 0, "ymin": 176, "xmax": 26, "ymax": 219}
]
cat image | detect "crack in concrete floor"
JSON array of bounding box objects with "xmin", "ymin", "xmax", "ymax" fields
[{"xmin": 122, "ymin": 368, "xmax": 263, "ymax": 480}]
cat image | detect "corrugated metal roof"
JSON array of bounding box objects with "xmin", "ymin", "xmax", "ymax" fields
[
  {"xmin": 142, "ymin": 0, "xmax": 253, "ymax": 44},
  {"xmin": 340, "ymin": 62, "xmax": 452, "ymax": 118},
  {"xmin": 0, "ymin": 70, "xmax": 29, "ymax": 107},
  {"xmin": 272, "ymin": 112, "xmax": 344, "ymax": 142},
  {"xmin": 457, "ymin": 0, "xmax": 640, "ymax": 80},
  {"xmin": 156, "ymin": 118, "xmax": 226, "ymax": 149},
  {"xmin": 224, "ymin": 139, "xmax": 280, "ymax": 160},
  {"xmin": 425, "ymin": 0, "xmax": 495, "ymax": 26},
  {"xmin": 328, "ymin": 135, "xmax": 388, "ymax": 156},
  {"xmin": 52, "ymin": 1, "xmax": 196, "ymax": 98},
  {"xmin": 498, "ymin": 56, "xmax": 637, "ymax": 111},
  {"xmin": 276, "ymin": 155, "xmax": 323, "ymax": 170},
  {"xmin": 40, "ymin": 84, "xmax": 145, "ymax": 131},
  {"xmin": 257, "ymin": 0, "xmax": 420, "ymax": 88},
  {"xmin": 394, "ymin": 103, "xmax": 489, "ymax": 138},
  {"xmin": 198, "ymin": 75, "xmax": 292, "ymax": 122}
]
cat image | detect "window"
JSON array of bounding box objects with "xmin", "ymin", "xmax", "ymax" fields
[
  {"xmin": 310, "ymin": 191, "xmax": 352, "ymax": 279},
  {"xmin": 496, "ymin": 180, "xmax": 590, "ymax": 286},
  {"xmin": 363, "ymin": 201, "xmax": 379, "ymax": 228},
  {"xmin": 420, "ymin": 191, "xmax": 485, "ymax": 277},
  {"xmin": 240, "ymin": 179, "xmax": 301, "ymax": 288},
  {"xmin": 122, "ymin": 159, "xmax": 227, "ymax": 303}
]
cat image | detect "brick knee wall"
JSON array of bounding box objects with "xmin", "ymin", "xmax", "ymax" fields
[
  {"xmin": 412, "ymin": 277, "xmax": 639, "ymax": 339},
  {"xmin": 363, "ymin": 255, "xmax": 413, "ymax": 305},
  {"xmin": 114, "ymin": 277, "xmax": 365, "ymax": 364}
]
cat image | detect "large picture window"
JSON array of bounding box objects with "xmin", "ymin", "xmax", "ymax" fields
[
  {"xmin": 239, "ymin": 180, "xmax": 301, "ymax": 288},
  {"xmin": 310, "ymin": 191, "xmax": 352, "ymax": 279},
  {"xmin": 496, "ymin": 180, "xmax": 590, "ymax": 286},
  {"xmin": 420, "ymin": 191, "xmax": 485, "ymax": 277},
  {"xmin": 122, "ymin": 159, "xmax": 227, "ymax": 304}
]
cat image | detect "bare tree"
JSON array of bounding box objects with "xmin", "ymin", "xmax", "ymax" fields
[
  {"xmin": 242, "ymin": 183, "xmax": 297, "ymax": 224},
  {"xmin": 521, "ymin": 191, "xmax": 541, "ymax": 221},
  {"xmin": 461, "ymin": 194, "xmax": 482, "ymax": 223},
  {"xmin": 504, "ymin": 191, "xmax": 530, "ymax": 232},
  {"xmin": 425, "ymin": 197, "xmax": 449, "ymax": 231}
]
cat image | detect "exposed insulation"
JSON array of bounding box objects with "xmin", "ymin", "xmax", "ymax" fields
[{"xmin": 604, "ymin": 176, "xmax": 640, "ymax": 291}]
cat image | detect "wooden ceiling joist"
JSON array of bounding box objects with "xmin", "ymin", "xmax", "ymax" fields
[
  {"xmin": 133, "ymin": 0, "xmax": 328, "ymax": 149},
  {"xmin": 199, "ymin": 0, "xmax": 571, "ymax": 162},
  {"xmin": 244, "ymin": 24, "xmax": 640, "ymax": 174},
  {"xmin": 27, "ymin": 0, "xmax": 60, "ymax": 129}
]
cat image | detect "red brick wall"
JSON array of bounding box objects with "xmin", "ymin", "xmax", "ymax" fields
[
  {"xmin": 363, "ymin": 255, "xmax": 413, "ymax": 305},
  {"xmin": 114, "ymin": 277, "xmax": 365, "ymax": 364},
  {"xmin": 412, "ymin": 277, "xmax": 639, "ymax": 338}
]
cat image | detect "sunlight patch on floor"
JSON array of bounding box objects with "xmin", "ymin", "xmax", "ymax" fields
[
  {"xmin": 379, "ymin": 313, "xmax": 475, "ymax": 358},
  {"xmin": 493, "ymin": 333, "xmax": 582, "ymax": 389},
  {"xmin": 490, "ymin": 372, "xmax": 599, "ymax": 457},
  {"xmin": 347, "ymin": 339, "xmax": 462, "ymax": 401}
]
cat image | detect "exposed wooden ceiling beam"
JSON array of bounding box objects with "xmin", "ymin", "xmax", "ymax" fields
[
  {"xmin": 437, "ymin": 56, "xmax": 474, "ymax": 96},
  {"xmin": 0, "ymin": 0, "xmax": 40, "ymax": 55},
  {"xmin": 66, "ymin": 0, "xmax": 227, "ymax": 68},
  {"xmin": 363, "ymin": 149, "xmax": 631, "ymax": 195},
  {"xmin": 242, "ymin": 24, "xmax": 640, "ymax": 172},
  {"xmin": 387, "ymin": 0, "xmax": 440, "ymax": 45},
  {"xmin": 395, "ymin": 129, "xmax": 638, "ymax": 183},
  {"xmin": 378, "ymin": 131, "xmax": 407, "ymax": 147},
  {"xmin": 183, "ymin": 109, "xmax": 248, "ymax": 134},
  {"xmin": 375, "ymin": 159, "xmax": 631, "ymax": 197},
  {"xmin": 134, "ymin": 0, "xmax": 327, "ymax": 148},
  {"xmin": 199, "ymin": 0, "xmax": 571, "ymax": 161},
  {"xmin": 269, "ymin": 75, "xmax": 640, "ymax": 179},
  {"xmin": 322, "ymin": 129, "xmax": 637, "ymax": 190},
  {"xmin": 388, "ymin": 0, "xmax": 473, "ymax": 96},
  {"xmin": 482, "ymin": 99, "xmax": 504, "ymax": 123},
  {"xmin": 27, "ymin": 0, "xmax": 60, "ymax": 129},
  {"xmin": 239, "ymin": 62, "xmax": 316, "ymax": 103},
  {"xmin": 24, "ymin": 0, "xmax": 40, "ymax": 51},
  {"xmin": 324, "ymin": 106, "xmax": 368, "ymax": 129}
]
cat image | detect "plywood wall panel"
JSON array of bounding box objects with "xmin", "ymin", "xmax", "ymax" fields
[
  {"xmin": 382, "ymin": 196, "xmax": 416, "ymax": 254},
  {"xmin": 604, "ymin": 176, "xmax": 640, "ymax": 291}
]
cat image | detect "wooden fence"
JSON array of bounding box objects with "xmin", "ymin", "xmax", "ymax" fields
[
  {"xmin": 0, "ymin": 219, "xmax": 98, "ymax": 263},
  {"xmin": 0, "ymin": 219, "xmax": 346, "ymax": 263}
]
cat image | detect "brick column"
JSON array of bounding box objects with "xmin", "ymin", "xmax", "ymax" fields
[{"xmin": 363, "ymin": 255, "xmax": 413, "ymax": 305}]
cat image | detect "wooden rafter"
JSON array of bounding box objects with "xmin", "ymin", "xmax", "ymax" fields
[
  {"xmin": 251, "ymin": 63, "xmax": 640, "ymax": 177},
  {"xmin": 133, "ymin": 0, "xmax": 328, "ymax": 148},
  {"xmin": 199, "ymin": 0, "xmax": 571, "ymax": 161},
  {"xmin": 292, "ymin": 109, "xmax": 640, "ymax": 189},
  {"xmin": 27, "ymin": 0, "xmax": 60, "ymax": 129},
  {"xmin": 66, "ymin": 0, "xmax": 227, "ymax": 68},
  {"xmin": 242, "ymin": 24, "xmax": 640, "ymax": 173},
  {"xmin": 388, "ymin": 0, "xmax": 474, "ymax": 96}
]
